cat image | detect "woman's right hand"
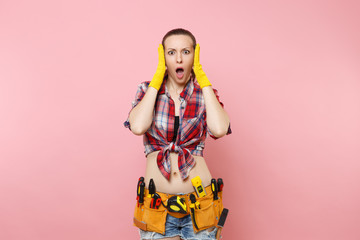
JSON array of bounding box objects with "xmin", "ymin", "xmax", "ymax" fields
[{"xmin": 149, "ymin": 44, "xmax": 166, "ymax": 90}]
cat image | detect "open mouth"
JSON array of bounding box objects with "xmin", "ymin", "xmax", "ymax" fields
[{"xmin": 175, "ymin": 67, "xmax": 184, "ymax": 79}]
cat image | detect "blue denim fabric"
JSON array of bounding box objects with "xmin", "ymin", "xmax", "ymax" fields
[{"xmin": 139, "ymin": 214, "xmax": 218, "ymax": 240}]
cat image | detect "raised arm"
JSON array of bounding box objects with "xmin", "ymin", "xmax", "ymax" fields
[
  {"xmin": 202, "ymin": 87, "xmax": 230, "ymax": 138},
  {"xmin": 193, "ymin": 44, "xmax": 230, "ymax": 138},
  {"xmin": 128, "ymin": 44, "xmax": 166, "ymax": 135},
  {"xmin": 128, "ymin": 87, "xmax": 158, "ymax": 135}
]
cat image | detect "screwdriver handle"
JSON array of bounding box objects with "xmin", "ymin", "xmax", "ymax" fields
[
  {"xmin": 137, "ymin": 177, "xmax": 144, "ymax": 196},
  {"xmin": 211, "ymin": 178, "xmax": 219, "ymax": 200},
  {"xmin": 190, "ymin": 194, "xmax": 196, "ymax": 204},
  {"xmin": 217, "ymin": 178, "xmax": 224, "ymax": 192},
  {"xmin": 139, "ymin": 182, "xmax": 145, "ymax": 204}
]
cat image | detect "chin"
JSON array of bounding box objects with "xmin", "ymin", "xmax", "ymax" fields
[{"xmin": 172, "ymin": 73, "xmax": 191, "ymax": 83}]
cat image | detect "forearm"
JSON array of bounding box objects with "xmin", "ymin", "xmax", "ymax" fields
[
  {"xmin": 128, "ymin": 86, "xmax": 158, "ymax": 135},
  {"xmin": 202, "ymin": 86, "xmax": 230, "ymax": 138}
]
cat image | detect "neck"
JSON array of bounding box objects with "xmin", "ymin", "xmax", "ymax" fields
[{"xmin": 166, "ymin": 76, "xmax": 188, "ymax": 94}]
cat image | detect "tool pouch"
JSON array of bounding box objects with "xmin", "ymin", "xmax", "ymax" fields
[
  {"xmin": 133, "ymin": 196, "xmax": 167, "ymax": 235},
  {"xmin": 190, "ymin": 190, "xmax": 224, "ymax": 233}
]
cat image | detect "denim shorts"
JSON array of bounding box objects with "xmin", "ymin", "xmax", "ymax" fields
[{"xmin": 138, "ymin": 213, "xmax": 218, "ymax": 240}]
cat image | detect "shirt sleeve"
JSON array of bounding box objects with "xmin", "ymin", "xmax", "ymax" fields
[
  {"xmin": 207, "ymin": 88, "xmax": 232, "ymax": 140},
  {"xmin": 123, "ymin": 81, "xmax": 149, "ymax": 131}
]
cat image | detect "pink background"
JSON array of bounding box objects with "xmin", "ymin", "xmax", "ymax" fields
[{"xmin": 1, "ymin": 0, "xmax": 359, "ymax": 239}]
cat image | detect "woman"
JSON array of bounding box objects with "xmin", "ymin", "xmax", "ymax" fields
[{"xmin": 124, "ymin": 28, "xmax": 231, "ymax": 240}]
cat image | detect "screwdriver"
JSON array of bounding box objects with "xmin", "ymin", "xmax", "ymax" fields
[
  {"xmin": 139, "ymin": 182, "xmax": 145, "ymax": 205},
  {"xmin": 211, "ymin": 178, "xmax": 219, "ymax": 200},
  {"xmin": 217, "ymin": 178, "xmax": 224, "ymax": 192},
  {"xmin": 136, "ymin": 177, "xmax": 144, "ymax": 206},
  {"xmin": 189, "ymin": 194, "xmax": 199, "ymax": 230}
]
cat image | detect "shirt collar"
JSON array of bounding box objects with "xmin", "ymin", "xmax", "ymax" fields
[{"xmin": 158, "ymin": 73, "xmax": 196, "ymax": 101}]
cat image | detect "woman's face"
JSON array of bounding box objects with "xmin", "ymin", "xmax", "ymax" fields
[{"xmin": 163, "ymin": 34, "xmax": 194, "ymax": 85}]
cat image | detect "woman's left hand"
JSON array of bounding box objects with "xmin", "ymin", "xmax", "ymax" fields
[{"xmin": 193, "ymin": 44, "xmax": 212, "ymax": 89}]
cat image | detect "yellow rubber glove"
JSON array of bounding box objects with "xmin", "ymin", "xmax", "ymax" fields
[
  {"xmin": 149, "ymin": 44, "xmax": 166, "ymax": 90},
  {"xmin": 193, "ymin": 43, "xmax": 212, "ymax": 89}
]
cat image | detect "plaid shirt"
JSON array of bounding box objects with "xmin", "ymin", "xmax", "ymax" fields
[{"xmin": 124, "ymin": 74, "xmax": 231, "ymax": 180}]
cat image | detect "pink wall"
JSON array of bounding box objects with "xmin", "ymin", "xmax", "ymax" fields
[{"xmin": 1, "ymin": 0, "xmax": 359, "ymax": 239}]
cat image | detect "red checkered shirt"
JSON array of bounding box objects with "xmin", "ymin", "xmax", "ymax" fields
[{"xmin": 124, "ymin": 74, "xmax": 231, "ymax": 180}]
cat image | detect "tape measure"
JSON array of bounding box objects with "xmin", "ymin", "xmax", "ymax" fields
[{"xmin": 166, "ymin": 196, "xmax": 187, "ymax": 214}]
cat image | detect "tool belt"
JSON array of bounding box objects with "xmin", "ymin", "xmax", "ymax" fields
[{"xmin": 133, "ymin": 183, "xmax": 224, "ymax": 235}]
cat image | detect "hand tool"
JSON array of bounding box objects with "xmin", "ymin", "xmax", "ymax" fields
[
  {"xmin": 189, "ymin": 194, "xmax": 199, "ymax": 230},
  {"xmin": 138, "ymin": 182, "xmax": 145, "ymax": 205},
  {"xmin": 189, "ymin": 193, "xmax": 200, "ymax": 209},
  {"xmin": 150, "ymin": 193, "xmax": 162, "ymax": 209},
  {"xmin": 136, "ymin": 177, "xmax": 144, "ymax": 198},
  {"xmin": 211, "ymin": 178, "xmax": 219, "ymax": 200},
  {"xmin": 191, "ymin": 176, "xmax": 206, "ymax": 198},
  {"xmin": 217, "ymin": 178, "xmax": 223, "ymax": 192},
  {"xmin": 136, "ymin": 177, "xmax": 144, "ymax": 206},
  {"xmin": 166, "ymin": 196, "xmax": 187, "ymax": 214},
  {"xmin": 217, "ymin": 208, "xmax": 229, "ymax": 227},
  {"xmin": 215, "ymin": 208, "xmax": 229, "ymax": 240},
  {"xmin": 147, "ymin": 179, "xmax": 163, "ymax": 209},
  {"xmin": 148, "ymin": 178, "xmax": 155, "ymax": 198}
]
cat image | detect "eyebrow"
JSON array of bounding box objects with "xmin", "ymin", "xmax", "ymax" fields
[{"xmin": 167, "ymin": 47, "xmax": 191, "ymax": 50}]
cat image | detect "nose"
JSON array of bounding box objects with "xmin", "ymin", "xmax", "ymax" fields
[{"xmin": 176, "ymin": 53, "xmax": 182, "ymax": 63}]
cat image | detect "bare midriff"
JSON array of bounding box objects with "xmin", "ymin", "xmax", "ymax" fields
[{"xmin": 144, "ymin": 150, "xmax": 212, "ymax": 194}]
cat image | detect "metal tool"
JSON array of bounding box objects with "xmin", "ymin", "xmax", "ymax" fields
[
  {"xmin": 150, "ymin": 193, "xmax": 162, "ymax": 209},
  {"xmin": 138, "ymin": 182, "xmax": 145, "ymax": 205},
  {"xmin": 148, "ymin": 178, "xmax": 155, "ymax": 198},
  {"xmin": 217, "ymin": 208, "xmax": 229, "ymax": 227},
  {"xmin": 211, "ymin": 178, "xmax": 219, "ymax": 200},
  {"xmin": 191, "ymin": 176, "xmax": 206, "ymax": 198},
  {"xmin": 189, "ymin": 194, "xmax": 199, "ymax": 230},
  {"xmin": 215, "ymin": 208, "xmax": 229, "ymax": 240},
  {"xmin": 136, "ymin": 177, "xmax": 145, "ymax": 206}
]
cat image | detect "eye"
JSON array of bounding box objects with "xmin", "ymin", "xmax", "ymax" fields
[
  {"xmin": 168, "ymin": 50, "xmax": 175, "ymax": 55},
  {"xmin": 183, "ymin": 50, "xmax": 190, "ymax": 54}
]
